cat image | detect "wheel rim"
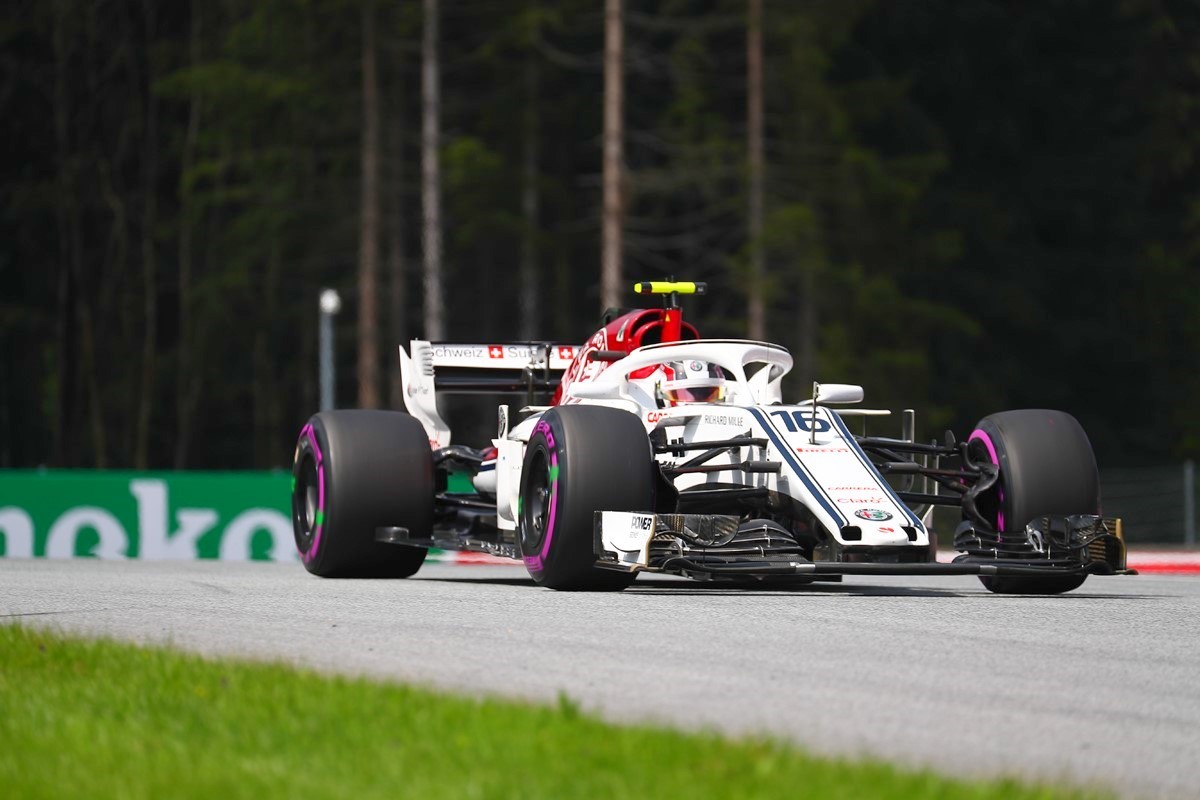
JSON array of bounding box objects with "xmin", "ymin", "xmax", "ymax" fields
[
  {"xmin": 520, "ymin": 447, "xmax": 551, "ymax": 557},
  {"xmin": 293, "ymin": 453, "xmax": 320, "ymax": 553},
  {"xmin": 968, "ymin": 430, "xmax": 1005, "ymax": 532}
]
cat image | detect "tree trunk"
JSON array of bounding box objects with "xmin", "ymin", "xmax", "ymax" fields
[
  {"xmin": 747, "ymin": 0, "xmax": 765, "ymax": 341},
  {"xmin": 387, "ymin": 43, "xmax": 407, "ymax": 409},
  {"xmin": 77, "ymin": 272, "xmax": 106, "ymax": 468},
  {"xmin": 601, "ymin": 0, "xmax": 624, "ymax": 311},
  {"xmin": 421, "ymin": 0, "xmax": 445, "ymax": 340},
  {"xmin": 52, "ymin": 0, "xmax": 78, "ymax": 466},
  {"xmin": 175, "ymin": 0, "xmax": 202, "ymax": 468},
  {"xmin": 264, "ymin": 238, "xmax": 283, "ymax": 465},
  {"xmin": 135, "ymin": 0, "xmax": 158, "ymax": 468},
  {"xmin": 358, "ymin": 0, "xmax": 382, "ymax": 409},
  {"xmin": 519, "ymin": 22, "xmax": 540, "ymax": 340}
]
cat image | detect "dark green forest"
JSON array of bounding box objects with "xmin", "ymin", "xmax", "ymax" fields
[{"xmin": 2, "ymin": 0, "xmax": 1198, "ymax": 470}]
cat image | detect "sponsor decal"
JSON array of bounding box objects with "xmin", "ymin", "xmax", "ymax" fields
[
  {"xmin": 837, "ymin": 497, "xmax": 888, "ymax": 506},
  {"xmin": 827, "ymin": 486, "xmax": 878, "ymax": 492},
  {"xmin": 879, "ymin": 526, "xmax": 895, "ymax": 533},
  {"xmin": 432, "ymin": 345, "xmax": 486, "ymax": 359},
  {"xmin": 854, "ymin": 508, "xmax": 893, "ymax": 522},
  {"xmin": 646, "ymin": 411, "xmax": 668, "ymax": 424},
  {"xmin": 600, "ymin": 510, "xmax": 656, "ymax": 556},
  {"xmin": 534, "ymin": 419, "xmax": 556, "ymax": 446},
  {"xmin": 795, "ymin": 447, "xmax": 851, "ymax": 454},
  {"xmin": 702, "ymin": 414, "xmax": 745, "ymax": 426},
  {"xmin": 688, "ymin": 360, "xmax": 705, "ymax": 372},
  {"xmin": 826, "ymin": 410, "xmax": 925, "ymax": 533},
  {"xmin": 432, "ymin": 344, "xmax": 579, "ymax": 363}
]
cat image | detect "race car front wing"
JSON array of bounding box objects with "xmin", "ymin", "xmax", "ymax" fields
[{"xmin": 593, "ymin": 511, "xmax": 1134, "ymax": 581}]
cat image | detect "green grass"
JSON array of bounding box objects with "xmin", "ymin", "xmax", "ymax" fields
[{"xmin": 0, "ymin": 625, "xmax": 1104, "ymax": 799}]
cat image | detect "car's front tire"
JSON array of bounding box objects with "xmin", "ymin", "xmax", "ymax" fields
[
  {"xmin": 967, "ymin": 409, "xmax": 1099, "ymax": 595},
  {"xmin": 518, "ymin": 406, "xmax": 655, "ymax": 591},
  {"xmin": 292, "ymin": 410, "xmax": 431, "ymax": 578}
]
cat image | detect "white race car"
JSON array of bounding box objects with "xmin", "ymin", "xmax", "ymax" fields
[{"xmin": 291, "ymin": 281, "xmax": 1131, "ymax": 593}]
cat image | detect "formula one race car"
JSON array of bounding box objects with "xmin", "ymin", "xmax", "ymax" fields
[{"xmin": 291, "ymin": 281, "xmax": 1132, "ymax": 593}]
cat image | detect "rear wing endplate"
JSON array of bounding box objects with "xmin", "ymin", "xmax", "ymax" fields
[{"xmin": 398, "ymin": 340, "xmax": 578, "ymax": 447}]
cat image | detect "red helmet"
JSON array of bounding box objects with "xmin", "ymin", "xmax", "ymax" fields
[{"xmin": 656, "ymin": 360, "xmax": 728, "ymax": 407}]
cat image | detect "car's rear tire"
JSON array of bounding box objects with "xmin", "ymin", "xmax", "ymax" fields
[
  {"xmin": 518, "ymin": 406, "xmax": 654, "ymax": 591},
  {"xmin": 292, "ymin": 410, "xmax": 431, "ymax": 578},
  {"xmin": 967, "ymin": 409, "xmax": 1099, "ymax": 595}
]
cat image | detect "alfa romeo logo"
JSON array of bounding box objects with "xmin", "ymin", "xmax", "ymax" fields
[{"xmin": 854, "ymin": 508, "xmax": 893, "ymax": 521}]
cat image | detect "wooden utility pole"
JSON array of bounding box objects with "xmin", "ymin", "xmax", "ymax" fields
[
  {"xmin": 747, "ymin": 0, "xmax": 765, "ymax": 341},
  {"xmin": 358, "ymin": 0, "xmax": 381, "ymax": 409},
  {"xmin": 601, "ymin": 0, "xmax": 624, "ymax": 311},
  {"xmin": 422, "ymin": 0, "xmax": 445, "ymax": 339}
]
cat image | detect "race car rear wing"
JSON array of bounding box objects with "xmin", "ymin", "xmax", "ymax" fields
[{"xmin": 397, "ymin": 339, "xmax": 579, "ymax": 447}]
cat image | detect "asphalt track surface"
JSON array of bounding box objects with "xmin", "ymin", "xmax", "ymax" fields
[{"xmin": 3, "ymin": 559, "xmax": 1198, "ymax": 799}]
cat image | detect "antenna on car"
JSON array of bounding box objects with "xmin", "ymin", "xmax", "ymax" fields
[{"xmin": 810, "ymin": 381, "xmax": 820, "ymax": 445}]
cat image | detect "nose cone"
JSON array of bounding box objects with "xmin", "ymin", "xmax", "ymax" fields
[{"xmin": 865, "ymin": 525, "xmax": 912, "ymax": 547}]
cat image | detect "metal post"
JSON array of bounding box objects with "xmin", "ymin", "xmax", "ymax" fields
[
  {"xmin": 319, "ymin": 289, "xmax": 342, "ymax": 411},
  {"xmin": 1185, "ymin": 459, "xmax": 1196, "ymax": 547}
]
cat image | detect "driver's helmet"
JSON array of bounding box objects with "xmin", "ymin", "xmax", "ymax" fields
[{"xmin": 656, "ymin": 360, "xmax": 729, "ymax": 407}]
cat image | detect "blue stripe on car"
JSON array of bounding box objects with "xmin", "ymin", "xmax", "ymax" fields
[{"xmin": 744, "ymin": 407, "xmax": 847, "ymax": 528}]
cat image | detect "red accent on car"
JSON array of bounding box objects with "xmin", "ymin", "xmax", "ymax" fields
[
  {"xmin": 662, "ymin": 308, "xmax": 682, "ymax": 342},
  {"xmin": 551, "ymin": 308, "xmax": 701, "ymax": 405}
]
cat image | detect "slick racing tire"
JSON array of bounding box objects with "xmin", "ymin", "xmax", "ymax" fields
[
  {"xmin": 518, "ymin": 406, "xmax": 655, "ymax": 591},
  {"xmin": 967, "ymin": 409, "xmax": 1099, "ymax": 595},
  {"xmin": 292, "ymin": 410, "xmax": 431, "ymax": 578}
]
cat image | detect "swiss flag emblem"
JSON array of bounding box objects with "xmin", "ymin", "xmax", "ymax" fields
[
  {"xmin": 557, "ymin": 346, "xmax": 575, "ymax": 360},
  {"xmin": 488, "ymin": 346, "xmax": 504, "ymax": 359}
]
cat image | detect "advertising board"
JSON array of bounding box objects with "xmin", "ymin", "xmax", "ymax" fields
[{"xmin": 0, "ymin": 471, "xmax": 294, "ymax": 561}]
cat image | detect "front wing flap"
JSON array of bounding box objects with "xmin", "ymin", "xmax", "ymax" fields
[{"xmin": 594, "ymin": 511, "xmax": 1132, "ymax": 580}]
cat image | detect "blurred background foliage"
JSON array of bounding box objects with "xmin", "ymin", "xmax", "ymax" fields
[{"xmin": 1, "ymin": 0, "xmax": 1197, "ymax": 469}]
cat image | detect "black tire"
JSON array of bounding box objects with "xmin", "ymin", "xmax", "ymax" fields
[
  {"xmin": 518, "ymin": 405, "xmax": 655, "ymax": 590},
  {"xmin": 292, "ymin": 410, "xmax": 432, "ymax": 578},
  {"xmin": 967, "ymin": 409, "xmax": 1099, "ymax": 595}
]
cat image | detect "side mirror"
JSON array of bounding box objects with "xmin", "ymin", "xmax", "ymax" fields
[{"xmin": 815, "ymin": 383, "xmax": 864, "ymax": 405}]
